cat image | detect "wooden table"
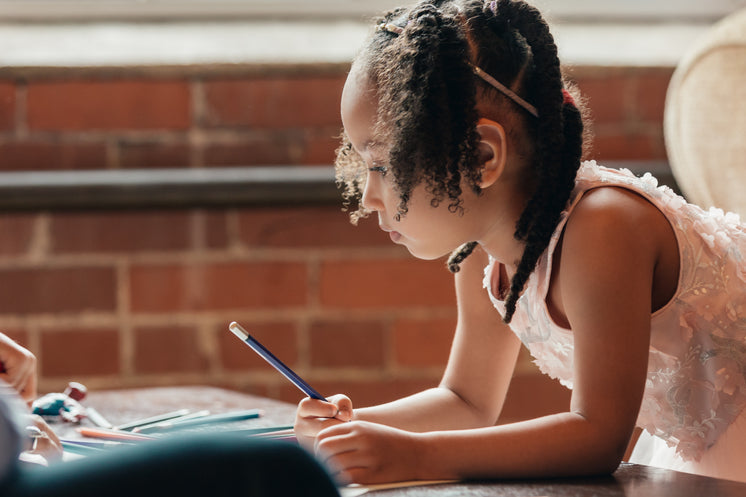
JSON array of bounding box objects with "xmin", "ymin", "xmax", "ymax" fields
[{"xmin": 52, "ymin": 386, "xmax": 746, "ymax": 497}]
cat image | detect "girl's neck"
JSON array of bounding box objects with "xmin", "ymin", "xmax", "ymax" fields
[{"xmin": 472, "ymin": 182, "xmax": 528, "ymax": 273}]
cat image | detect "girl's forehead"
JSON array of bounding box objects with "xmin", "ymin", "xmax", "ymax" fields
[
  {"xmin": 341, "ymin": 69, "xmax": 384, "ymax": 154},
  {"xmin": 341, "ymin": 67, "xmax": 376, "ymax": 112}
]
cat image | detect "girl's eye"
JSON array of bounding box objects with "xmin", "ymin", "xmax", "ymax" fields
[{"xmin": 369, "ymin": 165, "xmax": 388, "ymax": 177}]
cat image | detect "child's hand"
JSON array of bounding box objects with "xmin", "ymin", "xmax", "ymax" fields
[
  {"xmin": 315, "ymin": 420, "xmax": 422, "ymax": 485},
  {"xmin": 20, "ymin": 414, "xmax": 63, "ymax": 465},
  {"xmin": 294, "ymin": 394, "xmax": 353, "ymax": 450},
  {"xmin": 0, "ymin": 333, "xmax": 37, "ymax": 403}
]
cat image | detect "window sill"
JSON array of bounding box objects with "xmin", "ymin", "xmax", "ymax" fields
[
  {"xmin": 0, "ymin": 20, "xmax": 711, "ymax": 77},
  {"xmin": 0, "ymin": 166, "xmax": 339, "ymax": 211},
  {"xmin": 0, "ymin": 20, "xmax": 692, "ymax": 210}
]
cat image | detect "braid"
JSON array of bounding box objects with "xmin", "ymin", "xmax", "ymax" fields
[
  {"xmin": 482, "ymin": 0, "xmax": 583, "ymax": 322},
  {"xmin": 447, "ymin": 241, "xmax": 478, "ymax": 273}
]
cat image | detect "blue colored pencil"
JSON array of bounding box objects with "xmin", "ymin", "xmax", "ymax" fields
[
  {"xmin": 61, "ymin": 439, "xmax": 126, "ymax": 449},
  {"xmin": 61, "ymin": 441, "xmax": 104, "ymax": 455},
  {"xmin": 229, "ymin": 321, "xmax": 327, "ymax": 401}
]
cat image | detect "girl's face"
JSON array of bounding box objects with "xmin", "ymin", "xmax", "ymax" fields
[{"xmin": 340, "ymin": 68, "xmax": 483, "ymax": 260}]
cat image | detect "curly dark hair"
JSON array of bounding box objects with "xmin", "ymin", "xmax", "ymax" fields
[{"xmin": 335, "ymin": 0, "xmax": 585, "ymax": 323}]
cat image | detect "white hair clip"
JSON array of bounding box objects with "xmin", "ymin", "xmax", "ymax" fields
[{"xmin": 376, "ymin": 22, "xmax": 405, "ymax": 35}]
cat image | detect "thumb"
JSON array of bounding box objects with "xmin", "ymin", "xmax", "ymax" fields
[{"xmin": 332, "ymin": 396, "xmax": 353, "ymax": 422}]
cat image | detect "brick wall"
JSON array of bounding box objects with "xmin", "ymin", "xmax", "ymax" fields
[{"xmin": 0, "ymin": 63, "xmax": 675, "ymax": 423}]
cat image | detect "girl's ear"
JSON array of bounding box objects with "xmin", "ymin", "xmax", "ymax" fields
[{"xmin": 476, "ymin": 118, "xmax": 507, "ymax": 189}]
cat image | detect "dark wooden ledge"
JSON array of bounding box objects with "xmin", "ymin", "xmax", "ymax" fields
[
  {"xmin": 0, "ymin": 161, "xmax": 674, "ymax": 212},
  {"xmin": 0, "ymin": 166, "xmax": 340, "ymax": 211}
]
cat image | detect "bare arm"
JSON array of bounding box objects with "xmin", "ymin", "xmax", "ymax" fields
[
  {"xmin": 317, "ymin": 189, "xmax": 664, "ymax": 483},
  {"xmin": 295, "ymin": 246, "xmax": 521, "ymax": 445},
  {"xmin": 355, "ymin": 246, "xmax": 522, "ymax": 431}
]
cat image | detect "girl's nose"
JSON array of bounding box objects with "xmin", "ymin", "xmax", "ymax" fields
[{"xmin": 361, "ymin": 172, "xmax": 385, "ymax": 212}]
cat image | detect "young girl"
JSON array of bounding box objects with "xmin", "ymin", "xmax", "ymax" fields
[{"xmin": 294, "ymin": 0, "xmax": 746, "ymax": 485}]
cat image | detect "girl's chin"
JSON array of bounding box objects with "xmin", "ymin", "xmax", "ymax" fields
[{"xmin": 403, "ymin": 244, "xmax": 454, "ymax": 261}]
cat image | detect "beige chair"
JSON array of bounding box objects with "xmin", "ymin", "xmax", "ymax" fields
[{"xmin": 665, "ymin": 8, "xmax": 746, "ymax": 215}]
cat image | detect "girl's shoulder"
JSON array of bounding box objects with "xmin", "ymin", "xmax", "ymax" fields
[
  {"xmin": 563, "ymin": 163, "xmax": 677, "ymax": 250},
  {"xmin": 556, "ymin": 162, "xmax": 682, "ymax": 316},
  {"xmin": 571, "ymin": 161, "xmax": 746, "ymax": 240}
]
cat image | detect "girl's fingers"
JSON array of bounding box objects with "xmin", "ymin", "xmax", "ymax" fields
[
  {"xmin": 298, "ymin": 397, "xmax": 340, "ymax": 418},
  {"xmin": 25, "ymin": 415, "xmax": 63, "ymax": 461},
  {"xmin": 332, "ymin": 396, "xmax": 354, "ymax": 422},
  {"xmin": 0, "ymin": 345, "xmax": 37, "ymax": 397},
  {"xmin": 16, "ymin": 362, "xmax": 35, "ymax": 394}
]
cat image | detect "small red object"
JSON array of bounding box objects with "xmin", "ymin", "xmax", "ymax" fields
[
  {"xmin": 562, "ymin": 88, "xmax": 576, "ymax": 107},
  {"xmin": 64, "ymin": 382, "xmax": 87, "ymax": 401}
]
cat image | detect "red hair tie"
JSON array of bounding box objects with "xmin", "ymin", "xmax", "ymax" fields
[{"xmin": 562, "ymin": 89, "xmax": 576, "ymax": 107}]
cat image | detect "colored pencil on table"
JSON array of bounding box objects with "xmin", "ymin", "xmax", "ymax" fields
[
  {"xmin": 85, "ymin": 407, "xmax": 114, "ymax": 429},
  {"xmin": 132, "ymin": 409, "xmax": 211, "ymax": 433},
  {"xmin": 116, "ymin": 409, "xmax": 191, "ymax": 431},
  {"xmin": 61, "ymin": 441, "xmax": 105, "ymax": 455},
  {"xmin": 232, "ymin": 425, "xmax": 294, "ymax": 436},
  {"xmin": 61, "ymin": 438, "xmax": 126, "ymax": 449},
  {"xmin": 135, "ymin": 409, "xmax": 263, "ymax": 434},
  {"xmin": 77, "ymin": 426, "xmax": 156, "ymax": 441}
]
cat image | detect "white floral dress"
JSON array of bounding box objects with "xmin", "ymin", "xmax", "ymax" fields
[{"xmin": 484, "ymin": 161, "xmax": 746, "ymax": 482}]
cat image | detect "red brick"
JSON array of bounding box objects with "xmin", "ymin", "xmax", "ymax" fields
[
  {"xmin": 592, "ymin": 131, "xmax": 666, "ymax": 161},
  {"xmin": 499, "ymin": 372, "xmax": 571, "ymax": 424},
  {"xmin": 27, "ymin": 80, "xmax": 191, "ymax": 131},
  {"xmin": 203, "ymin": 76, "xmax": 344, "ymax": 129},
  {"xmin": 134, "ymin": 325, "xmax": 208, "ymax": 374},
  {"xmin": 309, "ymin": 320, "xmax": 386, "ymax": 368},
  {"xmin": 119, "ymin": 141, "xmax": 191, "ymax": 169},
  {"xmin": 0, "ymin": 267, "xmax": 116, "ymax": 314},
  {"xmin": 0, "ymin": 329, "xmax": 30, "ymax": 349},
  {"xmin": 204, "ymin": 211, "xmax": 229, "ymax": 249},
  {"xmin": 302, "ymin": 133, "xmax": 341, "ymax": 165},
  {"xmin": 0, "ymin": 82, "xmax": 15, "ymax": 131},
  {"xmin": 0, "ymin": 214, "xmax": 36, "ymax": 255},
  {"xmin": 393, "ymin": 317, "xmax": 456, "ymax": 367},
  {"xmin": 0, "ymin": 141, "xmax": 106, "ymax": 171},
  {"xmin": 129, "ymin": 261, "xmax": 307, "ymax": 312},
  {"xmin": 228, "ymin": 382, "xmax": 273, "ymax": 399},
  {"xmin": 277, "ymin": 378, "xmax": 438, "ymax": 407},
  {"xmin": 51, "ymin": 211, "xmax": 192, "ymax": 253},
  {"xmin": 40, "ymin": 328, "xmax": 120, "ymax": 376},
  {"xmin": 319, "ymin": 258, "xmax": 455, "ymax": 309},
  {"xmin": 218, "ymin": 321, "xmax": 297, "ymax": 371},
  {"xmin": 575, "ymin": 74, "xmax": 632, "ymax": 125},
  {"xmin": 237, "ymin": 207, "xmax": 389, "ymax": 248},
  {"xmin": 634, "ymin": 70, "xmax": 674, "ymax": 123},
  {"xmin": 203, "ymin": 137, "xmax": 299, "ymax": 166}
]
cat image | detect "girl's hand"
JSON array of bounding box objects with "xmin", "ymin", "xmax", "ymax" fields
[
  {"xmin": 21, "ymin": 414, "xmax": 63, "ymax": 464},
  {"xmin": 294, "ymin": 394, "xmax": 353, "ymax": 450},
  {"xmin": 315, "ymin": 421, "xmax": 423, "ymax": 485},
  {"xmin": 0, "ymin": 334, "xmax": 37, "ymax": 403}
]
